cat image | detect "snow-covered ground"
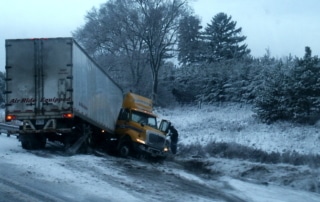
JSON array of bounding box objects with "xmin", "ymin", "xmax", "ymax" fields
[
  {"xmin": 156, "ymin": 103, "xmax": 320, "ymax": 155},
  {"xmin": 158, "ymin": 103, "xmax": 320, "ymax": 195},
  {"xmin": 1, "ymin": 104, "xmax": 320, "ymax": 201}
]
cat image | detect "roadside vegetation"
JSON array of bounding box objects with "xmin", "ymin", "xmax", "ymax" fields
[{"xmin": 179, "ymin": 142, "xmax": 320, "ymax": 168}]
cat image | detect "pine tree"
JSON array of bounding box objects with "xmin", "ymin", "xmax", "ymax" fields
[
  {"xmin": 289, "ymin": 47, "xmax": 320, "ymax": 123},
  {"xmin": 254, "ymin": 63, "xmax": 292, "ymax": 123},
  {"xmin": 203, "ymin": 12, "xmax": 250, "ymax": 62},
  {"xmin": 254, "ymin": 47, "xmax": 320, "ymax": 124},
  {"xmin": 177, "ymin": 15, "xmax": 203, "ymax": 65}
]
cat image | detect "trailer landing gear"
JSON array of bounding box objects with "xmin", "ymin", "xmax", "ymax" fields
[{"xmin": 66, "ymin": 124, "xmax": 92, "ymax": 155}]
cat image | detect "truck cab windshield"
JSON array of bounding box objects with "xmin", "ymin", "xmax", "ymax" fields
[{"xmin": 131, "ymin": 110, "xmax": 157, "ymax": 128}]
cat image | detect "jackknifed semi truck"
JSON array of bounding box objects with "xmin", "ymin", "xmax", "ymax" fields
[{"xmin": 4, "ymin": 37, "xmax": 171, "ymax": 157}]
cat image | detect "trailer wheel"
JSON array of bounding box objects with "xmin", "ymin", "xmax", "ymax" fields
[
  {"xmin": 21, "ymin": 138, "xmax": 33, "ymax": 150},
  {"xmin": 37, "ymin": 136, "xmax": 47, "ymax": 149},
  {"xmin": 20, "ymin": 134, "xmax": 46, "ymax": 150}
]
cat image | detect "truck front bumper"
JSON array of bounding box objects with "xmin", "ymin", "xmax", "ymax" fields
[{"xmin": 134, "ymin": 142, "xmax": 169, "ymax": 157}]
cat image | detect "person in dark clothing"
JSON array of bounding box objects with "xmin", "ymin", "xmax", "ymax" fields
[{"xmin": 168, "ymin": 125, "xmax": 178, "ymax": 154}]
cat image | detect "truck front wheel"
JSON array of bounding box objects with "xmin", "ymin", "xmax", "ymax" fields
[{"xmin": 118, "ymin": 141, "xmax": 132, "ymax": 157}]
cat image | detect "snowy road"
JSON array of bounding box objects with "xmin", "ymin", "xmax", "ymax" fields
[
  {"xmin": 1, "ymin": 134, "xmax": 320, "ymax": 202},
  {"xmin": 0, "ymin": 162, "xmax": 93, "ymax": 202},
  {"xmin": 0, "ymin": 135, "xmax": 243, "ymax": 202}
]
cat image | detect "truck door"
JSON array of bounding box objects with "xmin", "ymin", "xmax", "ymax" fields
[
  {"xmin": 159, "ymin": 120, "xmax": 171, "ymax": 133},
  {"xmin": 5, "ymin": 39, "xmax": 37, "ymax": 118},
  {"xmin": 5, "ymin": 38, "xmax": 73, "ymax": 119},
  {"xmin": 40, "ymin": 38, "xmax": 73, "ymax": 116}
]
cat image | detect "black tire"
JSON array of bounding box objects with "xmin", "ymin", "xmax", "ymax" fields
[
  {"xmin": 21, "ymin": 138, "xmax": 33, "ymax": 150},
  {"xmin": 37, "ymin": 136, "xmax": 46, "ymax": 149},
  {"xmin": 118, "ymin": 141, "xmax": 132, "ymax": 158},
  {"xmin": 20, "ymin": 134, "xmax": 46, "ymax": 150}
]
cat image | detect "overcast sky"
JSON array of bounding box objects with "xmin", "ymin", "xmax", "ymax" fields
[{"xmin": 1, "ymin": 0, "xmax": 320, "ymax": 71}]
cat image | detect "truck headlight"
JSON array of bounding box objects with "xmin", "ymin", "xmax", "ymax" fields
[{"xmin": 136, "ymin": 138, "xmax": 146, "ymax": 144}]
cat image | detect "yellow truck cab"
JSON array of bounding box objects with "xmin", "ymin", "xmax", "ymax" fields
[{"xmin": 115, "ymin": 93, "xmax": 171, "ymax": 158}]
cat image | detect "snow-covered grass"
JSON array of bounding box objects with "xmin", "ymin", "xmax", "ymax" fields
[
  {"xmin": 156, "ymin": 103, "xmax": 320, "ymax": 156},
  {"xmin": 156, "ymin": 103, "xmax": 320, "ymax": 194}
]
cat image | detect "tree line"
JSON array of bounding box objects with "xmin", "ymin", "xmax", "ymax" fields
[
  {"xmin": 1, "ymin": 0, "xmax": 320, "ymax": 124},
  {"xmin": 162, "ymin": 47, "xmax": 320, "ymax": 124},
  {"xmin": 72, "ymin": 0, "xmax": 250, "ymax": 101}
]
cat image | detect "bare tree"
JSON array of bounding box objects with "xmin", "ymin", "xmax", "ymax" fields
[
  {"xmin": 74, "ymin": 1, "xmax": 150, "ymax": 94},
  {"xmin": 74, "ymin": 0, "xmax": 188, "ymax": 101},
  {"xmin": 134, "ymin": 0, "xmax": 187, "ymax": 101}
]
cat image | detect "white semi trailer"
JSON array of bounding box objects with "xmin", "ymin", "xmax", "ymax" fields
[{"xmin": 5, "ymin": 38, "xmax": 123, "ymax": 152}]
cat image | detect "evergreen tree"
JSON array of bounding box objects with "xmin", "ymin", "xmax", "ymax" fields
[
  {"xmin": 289, "ymin": 47, "xmax": 320, "ymax": 122},
  {"xmin": 203, "ymin": 12, "xmax": 250, "ymax": 62},
  {"xmin": 254, "ymin": 63, "xmax": 292, "ymax": 123},
  {"xmin": 254, "ymin": 47, "xmax": 320, "ymax": 124},
  {"xmin": 177, "ymin": 15, "xmax": 202, "ymax": 65}
]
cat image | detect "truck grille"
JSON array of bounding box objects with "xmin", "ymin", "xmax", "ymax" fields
[{"xmin": 147, "ymin": 131, "xmax": 165, "ymax": 150}]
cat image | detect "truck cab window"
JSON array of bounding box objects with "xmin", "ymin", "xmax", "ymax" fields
[
  {"xmin": 131, "ymin": 110, "xmax": 157, "ymax": 128},
  {"xmin": 147, "ymin": 117, "xmax": 157, "ymax": 128}
]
